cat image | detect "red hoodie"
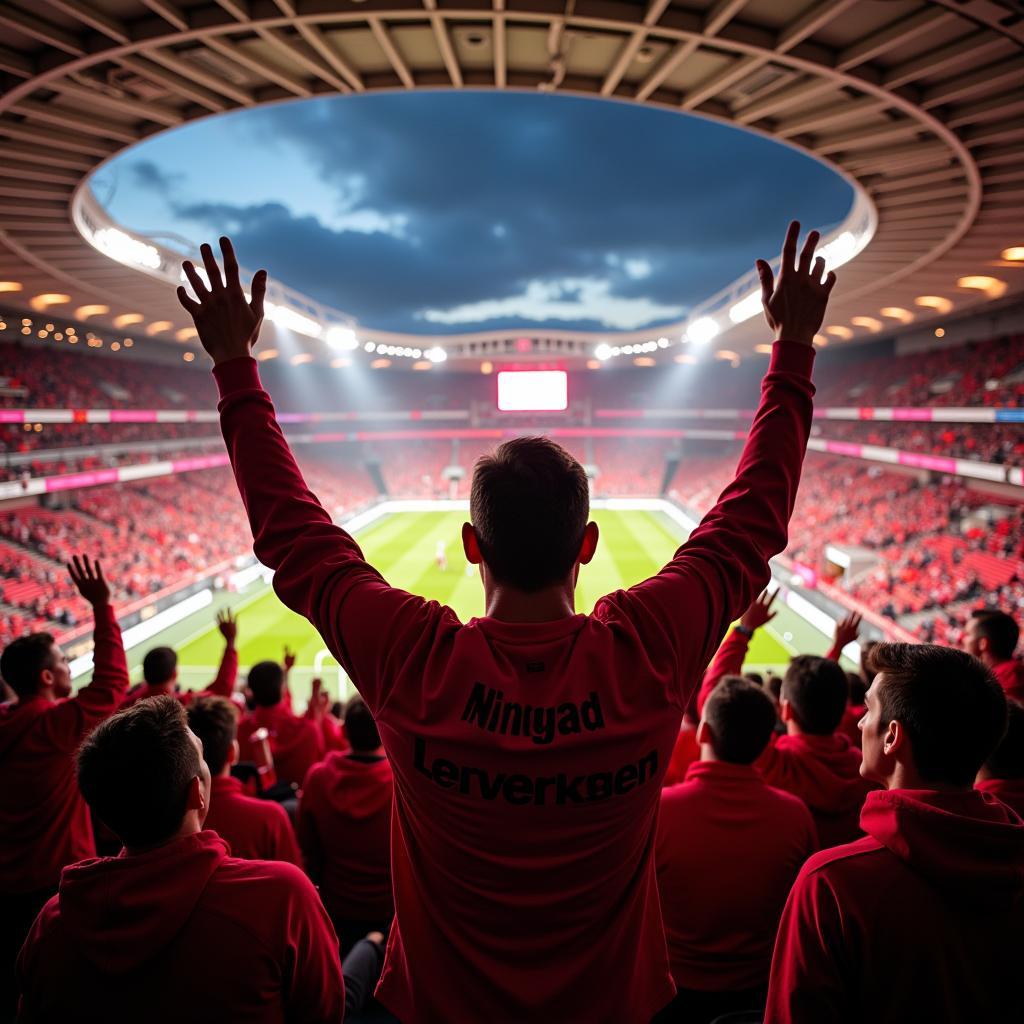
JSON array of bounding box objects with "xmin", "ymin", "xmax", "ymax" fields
[
  {"xmin": 976, "ymin": 777, "xmax": 1024, "ymax": 818},
  {"xmin": 214, "ymin": 341, "xmax": 814, "ymax": 1023},
  {"xmin": 0, "ymin": 603, "xmax": 129, "ymax": 894},
  {"xmin": 298, "ymin": 751, "xmax": 394, "ymax": 923},
  {"xmin": 657, "ymin": 761, "xmax": 816, "ymax": 993},
  {"xmin": 16, "ymin": 831, "xmax": 343, "ymax": 1023},
  {"xmin": 121, "ymin": 643, "xmax": 239, "ymax": 708},
  {"xmin": 757, "ymin": 732, "xmax": 875, "ymax": 849},
  {"xmin": 993, "ymin": 658, "xmax": 1024, "ymax": 703},
  {"xmin": 206, "ymin": 775, "xmax": 302, "ymax": 865},
  {"xmin": 239, "ymin": 702, "xmax": 324, "ymax": 789},
  {"xmin": 766, "ymin": 789, "xmax": 1024, "ymax": 1022}
]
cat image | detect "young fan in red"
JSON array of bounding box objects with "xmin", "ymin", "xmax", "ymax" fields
[
  {"xmin": 238, "ymin": 660, "xmax": 324, "ymax": 789},
  {"xmin": 121, "ymin": 608, "xmax": 238, "ymax": 707},
  {"xmin": 656, "ymin": 678, "xmax": 816, "ymax": 1023},
  {"xmin": 298, "ymin": 695, "xmax": 394, "ymax": 952},
  {"xmin": 965, "ymin": 608, "xmax": 1024, "ymax": 702},
  {"xmin": 178, "ymin": 224, "xmax": 835, "ymax": 1023},
  {"xmin": 766, "ymin": 643, "xmax": 1024, "ymax": 1023},
  {"xmin": 757, "ymin": 655, "xmax": 874, "ymax": 848},
  {"xmin": 17, "ymin": 695, "xmax": 343, "ymax": 1023},
  {"xmin": 976, "ymin": 697, "xmax": 1024, "ymax": 816},
  {"xmin": 186, "ymin": 695, "xmax": 303, "ymax": 864},
  {"xmin": 0, "ymin": 557, "xmax": 129, "ymax": 1018}
]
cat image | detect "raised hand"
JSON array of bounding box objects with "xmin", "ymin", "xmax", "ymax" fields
[
  {"xmin": 175, "ymin": 237, "xmax": 267, "ymax": 365},
  {"xmin": 217, "ymin": 608, "xmax": 238, "ymax": 645},
  {"xmin": 833, "ymin": 611, "xmax": 862, "ymax": 650},
  {"xmin": 756, "ymin": 220, "xmax": 837, "ymax": 346},
  {"xmin": 283, "ymin": 646, "xmax": 297, "ymax": 672},
  {"xmin": 740, "ymin": 588, "xmax": 779, "ymax": 633},
  {"xmin": 67, "ymin": 555, "xmax": 109, "ymax": 607}
]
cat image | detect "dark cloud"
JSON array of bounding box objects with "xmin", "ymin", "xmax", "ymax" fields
[
  {"xmin": 135, "ymin": 92, "xmax": 852, "ymax": 333},
  {"xmin": 128, "ymin": 159, "xmax": 184, "ymax": 196}
]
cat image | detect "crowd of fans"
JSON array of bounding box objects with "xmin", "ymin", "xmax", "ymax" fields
[{"xmin": 0, "ymin": 229, "xmax": 1022, "ymax": 1020}]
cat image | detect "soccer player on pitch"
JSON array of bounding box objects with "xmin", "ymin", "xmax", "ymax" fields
[{"xmin": 177, "ymin": 222, "xmax": 835, "ymax": 1023}]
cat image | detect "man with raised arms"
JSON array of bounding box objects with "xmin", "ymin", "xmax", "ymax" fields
[{"xmin": 177, "ymin": 222, "xmax": 834, "ymax": 1023}]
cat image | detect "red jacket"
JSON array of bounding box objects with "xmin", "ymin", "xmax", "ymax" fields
[
  {"xmin": 298, "ymin": 751, "xmax": 394, "ymax": 922},
  {"xmin": 205, "ymin": 775, "xmax": 302, "ymax": 865},
  {"xmin": 976, "ymin": 777, "xmax": 1024, "ymax": 818},
  {"xmin": 766, "ymin": 788, "xmax": 1024, "ymax": 1022},
  {"xmin": 121, "ymin": 643, "xmax": 238, "ymax": 708},
  {"xmin": 16, "ymin": 831, "xmax": 343, "ymax": 1023},
  {"xmin": 757, "ymin": 732, "xmax": 875, "ymax": 849},
  {"xmin": 239, "ymin": 703, "xmax": 324, "ymax": 789},
  {"xmin": 657, "ymin": 761, "xmax": 816, "ymax": 992},
  {"xmin": 0, "ymin": 603, "xmax": 129, "ymax": 894},
  {"xmin": 214, "ymin": 341, "xmax": 814, "ymax": 1023},
  {"xmin": 993, "ymin": 658, "xmax": 1024, "ymax": 703}
]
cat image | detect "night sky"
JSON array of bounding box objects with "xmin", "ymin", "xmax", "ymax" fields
[{"xmin": 97, "ymin": 91, "xmax": 853, "ymax": 335}]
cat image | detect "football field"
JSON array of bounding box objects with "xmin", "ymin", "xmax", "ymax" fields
[{"xmin": 163, "ymin": 508, "xmax": 821, "ymax": 703}]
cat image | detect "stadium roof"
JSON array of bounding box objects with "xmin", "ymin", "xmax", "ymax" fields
[{"xmin": 0, "ymin": 0, "xmax": 1022, "ymax": 368}]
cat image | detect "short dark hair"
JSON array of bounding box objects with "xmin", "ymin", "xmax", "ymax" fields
[
  {"xmin": 0, "ymin": 633, "xmax": 57, "ymax": 698},
  {"xmin": 743, "ymin": 671, "xmax": 764, "ymax": 686},
  {"xmin": 77, "ymin": 696, "xmax": 201, "ymax": 847},
  {"xmin": 703, "ymin": 677, "xmax": 778, "ymax": 764},
  {"xmin": 470, "ymin": 436, "xmax": 590, "ymax": 592},
  {"xmin": 248, "ymin": 660, "xmax": 285, "ymax": 707},
  {"xmin": 781, "ymin": 655, "xmax": 849, "ymax": 735},
  {"xmin": 143, "ymin": 646, "xmax": 177, "ymax": 685},
  {"xmin": 868, "ymin": 643, "xmax": 1007, "ymax": 787},
  {"xmin": 985, "ymin": 700, "xmax": 1024, "ymax": 780},
  {"xmin": 187, "ymin": 696, "xmax": 238, "ymax": 776},
  {"xmin": 344, "ymin": 696, "xmax": 381, "ymax": 753},
  {"xmin": 846, "ymin": 671, "xmax": 868, "ymax": 707},
  {"xmin": 971, "ymin": 609, "xmax": 1019, "ymax": 660}
]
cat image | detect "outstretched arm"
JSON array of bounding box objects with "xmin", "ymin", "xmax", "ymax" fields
[
  {"xmin": 695, "ymin": 589, "xmax": 778, "ymax": 715},
  {"xmin": 825, "ymin": 611, "xmax": 861, "ymax": 662},
  {"xmin": 50, "ymin": 557, "xmax": 130, "ymax": 743},
  {"xmin": 202, "ymin": 608, "xmax": 239, "ymax": 698},
  {"xmin": 177, "ymin": 239, "xmax": 441, "ymax": 713},
  {"xmin": 598, "ymin": 222, "xmax": 832, "ymax": 707}
]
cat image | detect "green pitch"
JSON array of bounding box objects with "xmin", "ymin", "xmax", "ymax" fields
[{"xmin": 169, "ymin": 509, "xmax": 799, "ymax": 702}]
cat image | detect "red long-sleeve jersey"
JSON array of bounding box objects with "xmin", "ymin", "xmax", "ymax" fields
[
  {"xmin": 213, "ymin": 340, "xmax": 815, "ymax": 1023},
  {"xmin": 0, "ymin": 603, "xmax": 130, "ymax": 893}
]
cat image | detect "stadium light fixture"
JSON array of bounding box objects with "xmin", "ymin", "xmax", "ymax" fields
[
  {"xmin": 371, "ymin": 358, "xmax": 391, "ymax": 369},
  {"xmin": 595, "ymin": 343, "xmax": 612, "ymax": 361},
  {"xmin": 1001, "ymin": 246, "xmax": 1024, "ymax": 262},
  {"xmin": 813, "ymin": 334, "xmax": 829, "ymax": 347},
  {"xmin": 824, "ymin": 325, "xmax": 853, "ymax": 340},
  {"xmin": 657, "ymin": 337, "xmax": 669, "ymax": 348},
  {"xmin": 915, "ymin": 295, "xmax": 953, "ymax": 314},
  {"xmin": 728, "ymin": 291, "xmax": 763, "ymax": 325},
  {"xmin": 145, "ymin": 320, "xmax": 174, "ymax": 336},
  {"xmin": 176, "ymin": 327, "xmax": 198, "ymax": 342},
  {"xmin": 183, "ymin": 352, "xmax": 195, "ymax": 362},
  {"xmin": 425, "ymin": 346, "xmax": 447, "ymax": 364},
  {"xmin": 330, "ymin": 357, "xmax": 352, "ymax": 368},
  {"xmin": 326, "ymin": 325, "xmax": 359, "ymax": 351},
  {"xmin": 29, "ymin": 293, "xmax": 70, "ymax": 311},
  {"xmin": 956, "ymin": 275, "xmax": 1007, "ymax": 299},
  {"xmin": 74, "ymin": 304, "xmax": 109, "ymax": 320},
  {"xmin": 851, "ymin": 316, "xmax": 883, "ymax": 333},
  {"xmin": 290, "ymin": 353, "xmax": 314, "ymax": 365},
  {"xmin": 634, "ymin": 357, "xmax": 655, "ymax": 367},
  {"xmin": 256, "ymin": 348, "xmax": 279, "ymax": 361},
  {"xmin": 674, "ymin": 353, "xmax": 696, "ymax": 365},
  {"xmin": 113, "ymin": 313, "xmax": 144, "ymax": 328},
  {"xmin": 0, "ymin": 281, "xmax": 22, "ymax": 293},
  {"xmin": 754, "ymin": 343, "xmax": 773, "ymax": 354},
  {"xmin": 364, "ymin": 341, "xmax": 376, "ymax": 352},
  {"xmin": 879, "ymin": 307, "xmax": 913, "ymax": 323},
  {"xmin": 264, "ymin": 301, "xmax": 323, "ymax": 339},
  {"xmin": 685, "ymin": 316, "xmax": 719, "ymax": 346},
  {"xmin": 94, "ymin": 227, "xmax": 161, "ymax": 271},
  {"xmin": 413, "ymin": 361, "xmax": 433, "ymax": 371}
]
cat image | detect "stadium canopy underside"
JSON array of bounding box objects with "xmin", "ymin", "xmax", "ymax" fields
[{"xmin": 0, "ymin": 0, "xmax": 1022, "ymax": 365}]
